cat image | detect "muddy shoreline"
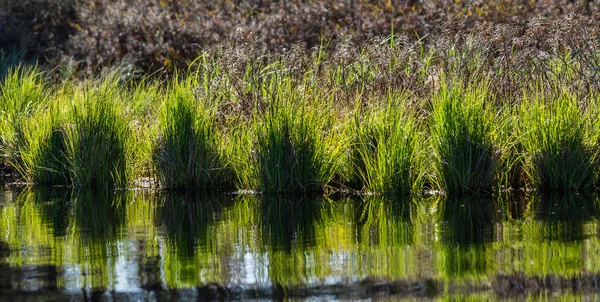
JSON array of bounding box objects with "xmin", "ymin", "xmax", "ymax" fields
[
  {"xmin": 0, "ymin": 165, "xmax": 19, "ymax": 186},
  {"xmin": 1, "ymin": 274, "xmax": 599, "ymax": 300}
]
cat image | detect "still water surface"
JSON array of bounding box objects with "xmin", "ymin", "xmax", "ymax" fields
[{"xmin": 1, "ymin": 189, "xmax": 600, "ymax": 300}]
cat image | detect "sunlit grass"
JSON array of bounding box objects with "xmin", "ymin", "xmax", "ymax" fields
[
  {"xmin": 0, "ymin": 66, "xmax": 48, "ymax": 174},
  {"xmin": 2, "ymin": 50, "xmax": 600, "ymax": 196},
  {"xmin": 431, "ymin": 81, "xmax": 499, "ymax": 196},
  {"xmin": 65, "ymin": 79, "xmax": 130, "ymax": 189},
  {"xmin": 254, "ymin": 98, "xmax": 341, "ymax": 194},
  {"xmin": 347, "ymin": 96, "xmax": 423, "ymax": 196},
  {"xmin": 153, "ymin": 77, "xmax": 231, "ymax": 190},
  {"xmin": 519, "ymin": 93, "xmax": 598, "ymax": 192},
  {"xmin": 13, "ymin": 105, "xmax": 69, "ymax": 185}
]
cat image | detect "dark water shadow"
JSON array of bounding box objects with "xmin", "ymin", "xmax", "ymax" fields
[
  {"xmin": 354, "ymin": 196, "xmax": 414, "ymax": 247},
  {"xmin": 0, "ymin": 240, "xmax": 11, "ymax": 291},
  {"xmin": 439, "ymin": 196, "xmax": 498, "ymax": 246},
  {"xmin": 31, "ymin": 188, "xmax": 72, "ymax": 237},
  {"xmin": 0, "ymin": 240, "xmax": 8, "ymax": 258},
  {"xmin": 531, "ymin": 192, "xmax": 598, "ymax": 242},
  {"xmin": 73, "ymin": 190, "xmax": 126, "ymax": 244},
  {"xmin": 533, "ymin": 192, "xmax": 597, "ymax": 221},
  {"xmin": 503, "ymin": 191, "xmax": 529, "ymax": 220},
  {"xmin": 438, "ymin": 196, "xmax": 499, "ymax": 279},
  {"xmin": 157, "ymin": 192, "xmax": 229, "ymax": 258},
  {"xmin": 260, "ymin": 195, "xmax": 325, "ymax": 253}
]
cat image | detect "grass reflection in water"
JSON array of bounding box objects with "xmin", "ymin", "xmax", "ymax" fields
[{"xmin": 0, "ymin": 190, "xmax": 599, "ymax": 299}]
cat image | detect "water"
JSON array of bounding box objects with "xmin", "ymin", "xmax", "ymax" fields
[{"xmin": 1, "ymin": 189, "xmax": 600, "ymax": 300}]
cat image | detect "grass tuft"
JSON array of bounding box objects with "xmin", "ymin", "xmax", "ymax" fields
[
  {"xmin": 431, "ymin": 82, "xmax": 499, "ymax": 196},
  {"xmin": 0, "ymin": 66, "xmax": 48, "ymax": 170},
  {"xmin": 348, "ymin": 98, "xmax": 422, "ymax": 196},
  {"xmin": 153, "ymin": 78, "xmax": 230, "ymax": 190},
  {"xmin": 13, "ymin": 105, "xmax": 69, "ymax": 185},
  {"xmin": 65, "ymin": 79, "xmax": 129, "ymax": 189},
  {"xmin": 520, "ymin": 94, "xmax": 597, "ymax": 192},
  {"xmin": 254, "ymin": 101, "xmax": 339, "ymax": 194}
]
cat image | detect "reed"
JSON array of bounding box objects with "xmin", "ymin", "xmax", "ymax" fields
[
  {"xmin": 226, "ymin": 121, "xmax": 258, "ymax": 190},
  {"xmin": 254, "ymin": 100, "xmax": 340, "ymax": 194},
  {"xmin": 0, "ymin": 66, "xmax": 48, "ymax": 170},
  {"xmin": 495, "ymin": 106, "xmax": 527, "ymax": 191},
  {"xmin": 126, "ymin": 80, "xmax": 161, "ymax": 184},
  {"xmin": 3, "ymin": 44, "xmax": 600, "ymax": 197},
  {"xmin": 13, "ymin": 105, "xmax": 69, "ymax": 185}
]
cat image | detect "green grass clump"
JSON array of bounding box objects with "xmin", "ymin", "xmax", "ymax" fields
[
  {"xmin": 226, "ymin": 122, "xmax": 257, "ymax": 190},
  {"xmin": 65, "ymin": 81, "xmax": 129, "ymax": 189},
  {"xmin": 254, "ymin": 101, "xmax": 339, "ymax": 194},
  {"xmin": 0, "ymin": 66, "xmax": 46, "ymax": 120},
  {"xmin": 495, "ymin": 107, "xmax": 527, "ymax": 191},
  {"xmin": 431, "ymin": 83, "xmax": 499, "ymax": 196},
  {"xmin": 153, "ymin": 79, "xmax": 229, "ymax": 190},
  {"xmin": 520, "ymin": 95, "xmax": 597, "ymax": 192},
  {"xmin": 0, "ymin": 66, "xmax": 48, "ymax": 168},
  {"xmin": 126, "ymin": 80, "xmax": 161, "ymax": 183},
  {"xmin": 12, "ymin": 105, "xmax": 69, "ymax": 185},
  {"xmin": 348, "ymin": 100, "xmax": 422, "ymax": 196}
]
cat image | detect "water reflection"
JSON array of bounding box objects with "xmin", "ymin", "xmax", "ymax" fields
[
  {"xmin": 261, "ymin": 196, "xmax": 321, "ymax": 252},
  {"xmin": 355, "ymin": 196, "xmax": 414, "ymax": 247},
  {"xmin": 439, "ymin": 196, "xmax": 498, "ymax": 246},
  {"xmin": 261, "ymin": 196, "xmax": 329, "ymax": 291},
  {"xmin": 73, "ymin": 190, "xmax": 126, "ymax": 293},
  {"xmin": 74, "ymin": 190, "xmax": 126, "ymax": 243},
  {"xmin": 0, "ymin": 190, "xmax": 599, "ymax": 299},
  {"xmin": 532, "ymin": 192, "xmax": 598, "ymax": 242},
  {"xmin": 157, "ymin": 193, "xmax": 265, "ymax": 289},
  {"xmin": 438, "ymin": 196, "xmax": 498, "ymax": 281},
  {"xmin": 35, "ymin": 189, "xmax": 71, "ymax": 237},
  {"xmin": 159, "ymin": 192, "xmax": 224, "ymax": 257}
]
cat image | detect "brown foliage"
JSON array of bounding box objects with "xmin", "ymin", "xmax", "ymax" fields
[{"xmin": 0, "ymin": 0, "xmax": 599, "ymax": 78}]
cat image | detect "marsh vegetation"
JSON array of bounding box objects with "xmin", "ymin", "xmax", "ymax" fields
[
  {"xmin": 3, "ymin": 2, "xmax": 600, "ymax": 299},
  {"xmin": 2, "ymin": 46, "xmax": 600, "ymax": 197}
]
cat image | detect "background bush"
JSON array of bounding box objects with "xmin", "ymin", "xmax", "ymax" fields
[{"xmin": 1, "ymin": 0, "xmax": 597, "ymax": 77}]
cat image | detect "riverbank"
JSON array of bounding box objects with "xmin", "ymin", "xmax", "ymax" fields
[
  {"xmin": 3, "ymin": 14, "xmax": 600, "ymax": 196},
  {"xmin": 2, "ymin": 62, "xmax": 600, "ymax": 196}
]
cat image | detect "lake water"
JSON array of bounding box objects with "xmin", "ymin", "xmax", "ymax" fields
[{"xmin": 1, "ymin": 189, "xmax": 600, "ymax": 300}]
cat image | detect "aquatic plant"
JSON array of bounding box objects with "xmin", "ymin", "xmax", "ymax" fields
[
  {"xmin": 13, "ymin": 106, "xmax": 69, "ymax": 185},
  {"xmin": 348, "ymin": 98, "xmax": 422, "ymax": 196},
  {"xmin": 431, "ymin": 82, "xmax": 499, "ymax": 196},
  {"xmin": 519, "ymin": 94, "xmax": 597, "ymax": 192},
  {"xmin": 495, "ymin": 107, "xmax": 527, "ymax": 191},
  {"xmin": 0, "ymin": 66, "xmax": 46, "ymax": 124},
  {"xmin": 254, "ymin": 100, "xmax": 340, "ymax": 194},
  {"xmin": 0, "ymin": 66, "xmax": 48, "ymax": 171},
  {"xmin": 126, "ymin": 80, "xmax": 162, "ymax": 182},
  {"xmin": 153, "ymin": 79, "xmax": 230, "ymax": 190},
  {"xmin": 65, "ymin": 80, "xmax": 129, "ymax": 189},
  {"xmin": 226, "ymin": 122, "xmax": 257, "ymax": 190}
]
